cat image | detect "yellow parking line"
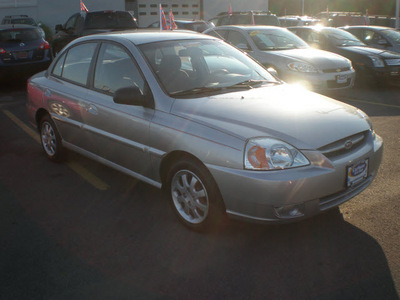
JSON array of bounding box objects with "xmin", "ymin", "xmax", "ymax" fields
[
  {"xmin": 3, "ymin": 110, "xmax": 109, "ymax": 191},
  {"xmin": 342, "ymin": 98, "xmax": 400, "ymax": 109}
]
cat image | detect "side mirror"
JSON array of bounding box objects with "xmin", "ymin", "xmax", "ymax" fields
[
  {"xmin": 113, "ymin": 86, "xmax": 150, "ymax": 106},
  {"xmin": 236, "ymin": 43, "xmax": 250, "ymax": 51},
  {"xmin": 55, "ymin": 24, "xmax": 63, "ymax": 33}
]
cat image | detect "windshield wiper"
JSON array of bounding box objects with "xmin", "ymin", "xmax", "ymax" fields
[
  {"xmin": 171, "ymin": 86, "xmax": 225, "ymax": 97},
  {"xmin": 227, "ymin": 79, "xmax": 280, "ymax": 89}
]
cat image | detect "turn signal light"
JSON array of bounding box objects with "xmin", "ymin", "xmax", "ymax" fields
[{"xmin": 39, "ymin": 41, "xmax": 50, "ymax": 50}]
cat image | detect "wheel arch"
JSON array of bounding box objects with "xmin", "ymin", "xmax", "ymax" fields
[{"xmin": 35, "ymin": 108, "xmax": 50, "ymax": 130}]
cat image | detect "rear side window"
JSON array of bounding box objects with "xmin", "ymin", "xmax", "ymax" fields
[
  {"xmin": 59, "ymin": 43, "xmax": 98, "ymax": 85},
  {"xmin": 85, "ymin": 12, "xmax": 137, "ymax": 29}
]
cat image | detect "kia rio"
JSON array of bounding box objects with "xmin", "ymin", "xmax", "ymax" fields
[{"xmin": 26, "ymin": 30, "xmax": 383, "ymax": 231}]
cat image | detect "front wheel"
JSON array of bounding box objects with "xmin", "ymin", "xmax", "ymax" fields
[
  {"xmin": 39, "ymin": 115, "xmax": 64, "ymax": 162},
  {"xmin": 167, "ymin": 159, "xmax": 225, "ymax": 231}
]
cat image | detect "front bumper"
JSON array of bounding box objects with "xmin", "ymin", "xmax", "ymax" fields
[
  {"xmin": 281, "ymin": 69, "xmax": 355, "ymax": 91},
  {"xmin": 207, "ymin": 133, "xmax": 383, "ymax": 223}
]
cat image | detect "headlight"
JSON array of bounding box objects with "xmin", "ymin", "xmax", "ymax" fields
[
  {"xmin": 368, "ymin": 55, "xmax": 385, "ymax": 67},
  {"xmin": 244, "ymin": 138, "xmax": 310, "ymax": 170},
  {"xmin": 287, "ymin": 62, "xmax": 318, "ymax": 73}
]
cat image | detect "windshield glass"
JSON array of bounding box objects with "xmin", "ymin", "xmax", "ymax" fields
[
  {"xmin": 383, "ymin": 29, "xmax": 400, "ymax": 45},
  {"xmin": 0, "ymin": 28, "xmax": 41, "ymax": 42},
  {"xmin": 138, "ymin": 39, "xmax": 279, "ymax": 97},
  {"xmin": 322, "ymin": 28, "xmax": 366, "ymax": 47},
  {"xmin": 85, "ymin": 12, "xmax": 137, "ymax": 29},
  {"xmin": 246, "ymin": 28, "xmax": 309, "ymax": 50}
]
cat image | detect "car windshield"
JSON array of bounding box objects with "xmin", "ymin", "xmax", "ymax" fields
[
  {"xmin": 382, "ymin": 29, "xmax": 400, "ymax": 45},
  {"xmin": 322, "ymin": 28, "xmax": 366, "ymax": 47},
  {"xmin": 11, "ymin": 18, "xmax": 37, "ymax": 26},
  {"xmin": 85, "ymin": 12, "xmax": 137, "ymax": 29},
  {"xmin": 0, "ymin": 28, "xmax": 41, "ymax": 42},
  {"xmin": 138, "ymin": 38, "xmax": 280, "ymax": 97},
  {"xmin": 246, "ymin": 28, "xmax": 309, "ymax": 50}
]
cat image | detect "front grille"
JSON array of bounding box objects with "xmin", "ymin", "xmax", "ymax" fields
[
  {"xmin": 318, "ymin": 131, "xmax": 367, "ymax": 159},
  {"xmin": 385, "ymin": 59, "xmax": 400, "ymax": 66},
  {"xmin": 323, "ymin": 67, "xmax": 351, "ymax": 73},
  {"xmin": 327, "ymin": 79, "xmax": 351, "ymax": 88}
]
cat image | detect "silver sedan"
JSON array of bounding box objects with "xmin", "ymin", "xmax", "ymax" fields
[
  {"xmin": 204, "ymin": 25, "xmax": 356, "ymax": 91},
  {"xmin": 26, "ymin": 30, "xmax": 383, "ymax": 231}
]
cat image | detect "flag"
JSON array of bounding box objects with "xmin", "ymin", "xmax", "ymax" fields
[
  {"xmin": 80, "ymin": 0, "xmax": 88, "ymax": 12},
  {"xmin": 228, "ymin": 4, "xmax": 233, "ymax": 17},
  {"xmin": 169, "ymin": 10, "xmax": 177, "ymax": 30},
  {"xmin": 160, "ymin": 4, "xmax": 169, "ymax": 30},
  {"xmin": 251, "ymin": 11, "xmax": 255, "ymax": 25}
]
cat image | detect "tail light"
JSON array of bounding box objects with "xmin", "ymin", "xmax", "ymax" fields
[
  {"xmin": 39, "ymin": 41, "xmax": 50, "ymax": 50},
  {"xmin": 0, "ymin": 48, "xmax": 6, "ymax": 54}
]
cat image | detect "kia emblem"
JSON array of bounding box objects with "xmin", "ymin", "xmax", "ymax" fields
[{"xmin": 344, "ymin": 140, "xmax": 353, "ymax": 150}]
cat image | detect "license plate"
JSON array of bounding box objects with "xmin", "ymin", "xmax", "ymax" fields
[
  {"xmin": 336, "ymin": 74, "xmax": 347, "ymax": 84},
  {"xmin": 347, "ymin": 159, "xmax": 368, "ymax": 187},
  {"xmin": 17, "ymin": 51, "xmax": 29, "ymax": 59}
]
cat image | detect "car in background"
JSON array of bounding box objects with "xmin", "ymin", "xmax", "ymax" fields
[
  {"xmin": 288, "ymin": 26, "xmax": 400, "ymax": 85},
  {"xmin": 26, "ymin": 30, "xmax": 383, "ymax": 231},
  {"xmin": 147, "ymin": 19, "xmax": 214, "ymax": 32},
  {"xmin": 0, "ymin": 24, "xmax": 52, "ymax": 81},
  {"xmin": 51, "ymin": 10, "xmax": 138, "ymax": 54},
  {"xmin": 1, "ymin": 14, "xmax": 45, "ymax": 38},
  {"xmin": 341, "ymin": 26, "xmax": 400, "ymax": 53},
  {"xmin": 209, "ymin": 11, "xmax": 280, "ymax": 26},
  {"xmin": 314, "ymin": 11, "xmax": 369, "ymax": 27},
  {"xmin": 204, "ymin": 25, "xmax": 355, "ymax": 91},
  {"xmin": 279, "ymin": 15, "xmax": 320, "ymax": 27}
]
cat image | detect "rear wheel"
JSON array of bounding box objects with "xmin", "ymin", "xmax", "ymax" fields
[
  {"xmin": 167, "ymin": 159, "xmax": 225, "ymax": 231},
  {"xmin": 39, "ymin": 114, "xmax": 64, "ymax": 162}
]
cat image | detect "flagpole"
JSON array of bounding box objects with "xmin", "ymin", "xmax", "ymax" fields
[{"xmin": 160, "ymin": 4, "xmax": 162, "ymax": 31}]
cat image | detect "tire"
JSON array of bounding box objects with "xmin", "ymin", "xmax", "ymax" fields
[
  {"xmin": 167, "ymin": 159, "xmax": 226, "ymax": 231},
  {"xmin": 39, "ymin": 114, "xmax": 64, "ymax": 162}
]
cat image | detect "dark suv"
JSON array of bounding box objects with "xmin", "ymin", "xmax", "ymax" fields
[
  {"xmin": 51, "ymin": 11, "xmax": 138, "ymax": 54},
  {"xmin": 209, "ymin": 11, "xmax": 280, "ymax": 26}
]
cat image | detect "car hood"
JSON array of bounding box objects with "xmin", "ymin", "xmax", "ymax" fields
[
  {"xmin": 269, "ymin": 48, "xmax": 351, "ymax": 68},
  {"xmin": 338, "ymin": 46, "xmax": 400, "ymax": 59},
  {"xmin": 171, "ymin": 84, "xmax": 370, "ymax": 150}
]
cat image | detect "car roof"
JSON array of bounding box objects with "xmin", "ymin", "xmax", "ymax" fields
[
  {"xmin": 209, "ymin": 25, "xmax": 283, "ymax": 30},
  {"xmin": 340, "ymin": 25, "xmax": 394, "ymax": 31},
  {"xmin": 71, "ymin": 30, "xmax": 215, "ymax": 45},
  {"xmin": 0, "ymin": 24, "xmax": 38, "ymax": 30}
]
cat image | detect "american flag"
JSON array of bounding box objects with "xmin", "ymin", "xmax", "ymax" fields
[
  {"xmin": 169, "ymin": 10, "xmax": 177, "ymax": 30},
  {"xmin": 80, "ymin": 0, "xmax": 88, "ymax": 12},
  {"xmin": 160, "ymin": 5, "xmax": 169, "ymax": 30}
]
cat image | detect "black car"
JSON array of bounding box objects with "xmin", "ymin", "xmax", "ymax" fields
[
  {"xmin": 0, "ymin": 24, "xmax": 52, "ymax": 81},
  {"xmin": 51, "ymin": 10, "xmax": 138, "ymax": 54},
  {"xmin": 288, "ymin": 26, "xmax": 400, "ymax": 85}
]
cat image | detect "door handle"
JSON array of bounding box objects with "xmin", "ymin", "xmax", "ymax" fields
[{"xmin": 86, "ymin": 104, "xmax": 98, "ymax": 115}]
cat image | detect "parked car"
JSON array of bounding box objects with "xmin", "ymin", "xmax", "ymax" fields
[
  {"xmin": 1, "ymin": 14, "xmax": 45, "ymax": 38},
  {"xmin": 368, "ymin": 15, "xmax": 396, "ymax": 28},
  {"xmin": 341, "ymin": 26, "xmax": 400, "ymax": 53},
  {"xmin": 209, "ymin": 11, "xmax": 280, "ymax": 26},
  {"xmin": 279, "ymin": 15, "xmax": 320, "ymax": 27},
  {"xmin": 51, "ymin": 10, "xmax": 138, "ymax": 54},
  {"xmin": 314, "ymin": 11, "xmax": 369, "ymax": 27},
  {"xmin": 0, "ymin": 24, "xmax": 52, "ymax": 81},
  {"xmin": 204, "ymin": 25, "xmax": 355, "ymax": 91},
  {"xmin": 26, "ymin": 30, "xmax": 383, "ymax": 231},
  {"xmin": 288, "ymin": 26, "xmax": 400, "ymax": 85},
  {"xmin": 147, "ymin": 19, "xmax": 214, "ymax": 32}
]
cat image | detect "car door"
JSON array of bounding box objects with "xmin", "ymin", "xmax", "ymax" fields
[
  {"xmin": 45, "ymin": 42, "xmax": 98, "ymax": 151},
  {"xmin": 82, "ymin": 41, "xmax": 155, "ymax": 179}
]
